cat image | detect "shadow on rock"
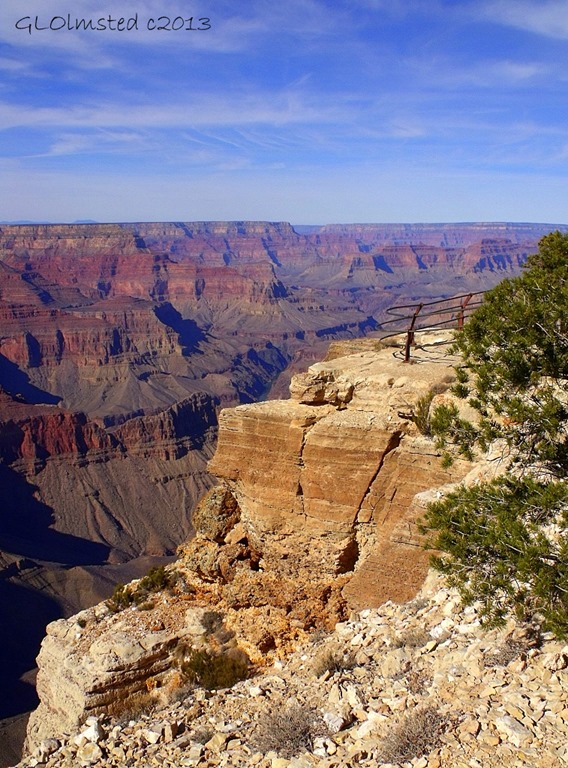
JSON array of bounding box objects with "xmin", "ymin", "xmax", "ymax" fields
[
  {"xmin": 0, "ymin": 354, "xmax": 61, "ymax": 405},
  {"xmin": 153, "ymin": 303, "xmax": 206, "ymax": 356},
  {"xmin": 0, "ymin": 577, "xmax": 59, "ymax": 718},
  {"xmin": 0, "ymin": 465, "xmax": 109, "ymax": 565}
]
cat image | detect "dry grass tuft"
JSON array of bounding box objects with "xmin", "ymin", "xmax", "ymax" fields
[
  {"xmin": 378, "ymin": 706, "xmax": 446, "ymax": 764},
  {"xmin": 252, "ymin": 703, "xmax": 323, "ymax": 758}
]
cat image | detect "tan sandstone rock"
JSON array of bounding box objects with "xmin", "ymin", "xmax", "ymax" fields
[{"xmin": 209, "ymin": 334, "xmax": 470, "ymax": 601}]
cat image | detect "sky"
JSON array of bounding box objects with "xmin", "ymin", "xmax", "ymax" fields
[{"xmin": 1, "ymin": 0, "xmax": 568, "ymax": 224}]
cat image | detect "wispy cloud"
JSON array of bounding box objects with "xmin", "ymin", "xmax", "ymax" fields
[
  {"xmin": 0, "ymin": 80, "xmax": 360, "ymax": 133},
  {"xmin": 404, "ymin": 55, "xmax": 550, "ymax": 91},
  {"xmin": 479, "ymin": 0, "xmax": 568, "ymax": 39},
  {"xmin": 1, "ymin": 0, "xmax": 568, "ymax": 222},
  {"xmin": 43, "ymin": 129, "xmax": 147, "ymax": 157}
]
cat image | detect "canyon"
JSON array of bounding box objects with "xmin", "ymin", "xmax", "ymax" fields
[{"xmin": 0, "ymin": 219, "xmax": 564, "ymax": 763}]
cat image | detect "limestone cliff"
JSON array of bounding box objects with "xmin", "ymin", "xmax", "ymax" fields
[
  {"xmin": 207, "ymin": 334, "xmax": 471, "ymax": 606},
  {"xmin": 24, "ymin": 333, "xmax": 476, "ymax": 750}
]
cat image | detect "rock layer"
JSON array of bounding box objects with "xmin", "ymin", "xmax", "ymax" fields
[{"xmin": 209, "ymin": 335, "xmax": 469, "ymax": 596}]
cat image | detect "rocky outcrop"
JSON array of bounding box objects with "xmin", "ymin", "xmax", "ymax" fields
[
  {"xmin": 17, "ymin": 574, "xmax": 568, "ymax": 768},
  {"xmin": 21, "ymin": 334, "xmax": 481, "ymax": 751},
  {"xmin": 207, "ymin": 334, "xmax": 469, "ymax": 598},
  {"xmin": 0, "ymin": 392, "xmax": 115, "ymax": 467},
  {"xmin": 0, "ymin": 390, "xmax": 217, "ymax": 468}
]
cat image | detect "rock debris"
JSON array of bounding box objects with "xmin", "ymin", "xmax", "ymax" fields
[{"xmin": 14, "ymin": 574, "xmax": 568, "ymax": 768}]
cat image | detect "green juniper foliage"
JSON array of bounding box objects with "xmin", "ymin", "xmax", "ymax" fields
[
  {"xmin": 422, "ymin": 231, "xmax": 568, "ymax": 637},
  {"xmin": 106, "ymin": 565, "xmax": 175, "ymax": 613},
  {"xmin": 421, "ymin": 476, "xmax": 568, "ymax": 635},
  {"xmin": 429, "ymin": 402, "xmax": 478, "ymax": 463},
  {"xmin": 441, "ymin": 230, "xmax": 568, "ymax": 475}
]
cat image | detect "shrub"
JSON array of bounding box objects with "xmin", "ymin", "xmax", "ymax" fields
[
  {"xmin": 191, "ymin": 726, "xmax": 215, "ymax": 744},
  {"xmin": 421, "ymin": 475, "xmax": 568, "ymax": 635},
  {"xmin": 105, "ymin": 566, "xmax": 175, "ymax": 613},
  {"xmin": 406, "ymin": 669, "xmax": 430, "ymax": 694},
  {"xmin": 484, "ymin": 640, "xmax": 526, "ymax": 668},
  {"xmin": 392, "ymin": 628, "xmax": 431, "ymax": 649},
  {"xmin": 484, "ymin": 624, "xmax": 541, "ymax": 668},
  {"xmin": 377, "ymin": 706, "xmax": 446, "ymax": 764},
  {"xmin": 252, "ymin": 703, "xmax": 320, "ymax": 758},
  {"xmin": 137, "ymin": 565, "xmax": 172, "ymax": 593},
  {"xmin": 411, "ymin": 390, "xmax": 435, "ymax": 436},
  {"xmin": 106, "ymin": 690, "xmax": 156, "ymax": 723},
  {"xmin": 106, "ymin": 582, "xmax": 135, "ymax": 613},
  {"xmin": 311, "ymin": 647, "xmax": 355, "ymax": 677},
  {"xmin": 179, "ymin": 647, "xmax": 249, "ymax": 690},
  {"xmin": 201, "ymin": 610, "xmax": 224, "ymax": 634},
  {"xmin": 409, "ymin": 383, "xmax": 453, "ymax": 437}
]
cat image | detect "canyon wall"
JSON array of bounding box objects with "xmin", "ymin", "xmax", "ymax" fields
[{"xmin": 0, "ymin": 219, "xmax": 544, "ymax": 575}]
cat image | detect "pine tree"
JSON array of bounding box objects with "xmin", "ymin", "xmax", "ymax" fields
[{"xmin": 421, "ymin": 231, "xmax": 568, "ymax": 636}]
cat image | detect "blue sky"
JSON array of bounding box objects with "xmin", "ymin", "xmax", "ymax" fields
[{"xmin": 1, "ymin": 0, "xmax": 568, "ymax": 223}]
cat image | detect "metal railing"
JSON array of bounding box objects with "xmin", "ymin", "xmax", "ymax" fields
[{"xmin": 379, "ymin": 291, "xmax": 485, "ymax": 362}]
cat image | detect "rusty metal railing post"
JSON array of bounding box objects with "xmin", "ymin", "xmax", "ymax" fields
[
  {"xmin": 457, "ymin": 293, "xmax": 473, "ymax": 330},
  {"xmin": 404, "ymin": 303, "xmax": 423, "ymax": 362}
]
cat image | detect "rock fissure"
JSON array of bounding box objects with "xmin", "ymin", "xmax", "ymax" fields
[
  {"xmin": 295, "ymin": 417, "xmax": 318, "ymax": 521},
  {"xmin": 354, "ymin": 429, "xmax": 402, "ymax": 526}
]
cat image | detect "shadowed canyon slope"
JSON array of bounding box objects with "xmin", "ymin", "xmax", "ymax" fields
[{"xmin": 0, "ymin": 219, "xmax": 564, "ymax": 739}]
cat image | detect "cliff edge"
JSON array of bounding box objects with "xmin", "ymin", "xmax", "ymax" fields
[{"xmin": 24, "ymin": 333, "xmax": 475, "ymax": 751}]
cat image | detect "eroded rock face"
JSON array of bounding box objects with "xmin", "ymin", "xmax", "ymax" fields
[
  {"xmin": 25, "ymin": 596, "xmax": 206, "ymax": 749},
  {"xmin": 208, "ymin": 335, "xmax": 470, "ymax": 599},
  {"xmin": 191, "ymin": 487, "xmax": 242, "ymax": 544},
  {"xmin": 0, "ymin": 390, "xmax": 217, "ymax": 468},
  {"xmin": 0, "ymin": 389, "xmax": 219, "ymax": 562}
]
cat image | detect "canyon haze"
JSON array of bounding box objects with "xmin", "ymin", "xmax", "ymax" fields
[{"xmin": 0, "ymin": 219, "xmax": 565, "ymax": 762}]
